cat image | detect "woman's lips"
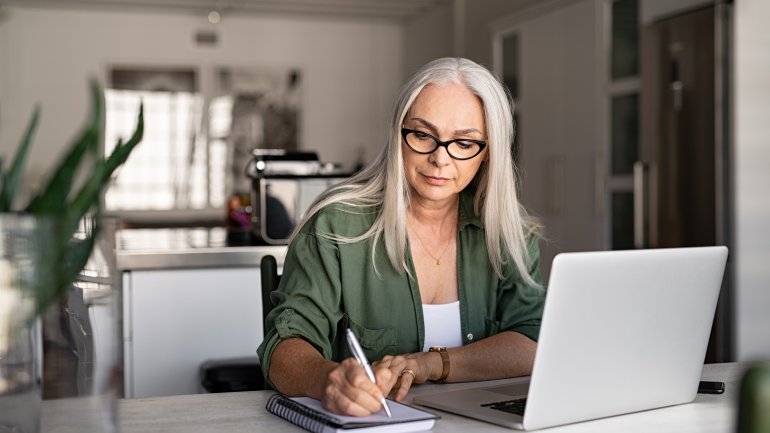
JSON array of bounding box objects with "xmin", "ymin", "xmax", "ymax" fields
[{"xmin": 422, "ymin": 174, "xmax": 450, "ymax": 186}]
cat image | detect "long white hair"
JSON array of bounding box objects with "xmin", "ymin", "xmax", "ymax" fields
[{"xmin": 293, "ymin": 57, "xmax": 540, "ymax": 286}]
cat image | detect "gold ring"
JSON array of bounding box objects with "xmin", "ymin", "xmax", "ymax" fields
[{"xmin": 401, "ymin": 369, "xmax": 416, "ymax": 380}]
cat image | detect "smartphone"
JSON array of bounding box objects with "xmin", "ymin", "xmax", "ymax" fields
[{"xmin": 698, "ymin": 380, "xmax": 725, "ymax": 394}]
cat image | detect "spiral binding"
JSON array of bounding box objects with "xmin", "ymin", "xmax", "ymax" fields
[{"xmin": 266, "ymin": 394, "xmax": 338, "ymax": 433}]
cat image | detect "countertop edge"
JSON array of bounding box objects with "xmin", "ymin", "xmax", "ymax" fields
[{"xmin": 116, "ymin": 246, "xmax": 288, "ymax": 271}]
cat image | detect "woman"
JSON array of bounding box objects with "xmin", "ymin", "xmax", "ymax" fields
[{"xmin": 257, "ymin": 57, "xmax": 545, "ymax": 417}]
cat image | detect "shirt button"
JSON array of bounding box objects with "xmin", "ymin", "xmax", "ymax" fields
[{"xmin": 467, "ymin": 333, "xmax": 474, "ymax": 341}]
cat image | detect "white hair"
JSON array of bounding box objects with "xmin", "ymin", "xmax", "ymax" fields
[{"xmin": 292, "ymin": 57, "xmax": 540, "ymax": 286}]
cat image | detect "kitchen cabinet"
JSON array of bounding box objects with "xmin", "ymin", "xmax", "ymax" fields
[
  {"xmin": 122, "ymin": 267, "xmax": 265, "ymax": 398},
  {"xmin": 117, "ymin": 228, "xmax": 286, "ymax": 398},
  {"xmin": 493, "ymin": 0, "xmax": 607, "ymax": 280}
]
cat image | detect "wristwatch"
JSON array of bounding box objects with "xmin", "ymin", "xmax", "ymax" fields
[{"xmin": 429, "ymin": 346, "xmax": 450, "ymax": 383}]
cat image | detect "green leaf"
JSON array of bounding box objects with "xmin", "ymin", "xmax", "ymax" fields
[
  {"xmin": 25, "ymin": 129, "xmax": 98, "ymax": 213},
  {"xmin": 66, "ymin": 102, "xmax": 143, "ymax": 234},
  {"xmin": 62, "ymin": 164, "xmax": 106, "ymax": 239},
  {"xmin": 106, "ymin": 102, "xmax": 144, "ymax": 171},
  {"xmin": 0, "ymin": 105, "xmax": 40, "ymax": 211},
  {"xmin": 26, "ymin": 81, "xmax": 103, "ymax": 214},
  {"xmin": 34, "ymin": 221, "xmax": 101, "ymax": 316},
  {"xmin": 6, "ymin": 80, "xmax": 144, "ymax": 324}
]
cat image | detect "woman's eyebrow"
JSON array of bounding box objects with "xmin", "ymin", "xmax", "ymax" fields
[
  {"xmin": 409, "ymin": 118, "xmax": 485, "ymax": 137},
  {"xmin": 409, "ymin": 117, "xmax": 438, "ymax": 131},
  {"xmin": 454, "ymin": 128, "xmax": 485, "ymax": 137}
]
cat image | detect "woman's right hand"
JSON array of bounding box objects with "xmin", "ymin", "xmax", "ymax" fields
[{"xmin": 320, "ymin": 357, "xmax": 396, "ymax": 416}]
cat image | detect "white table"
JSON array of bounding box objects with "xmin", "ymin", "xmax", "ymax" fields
[{"xmin": 41, "ymin": 362, "xmax": 747, "ymax": 432}]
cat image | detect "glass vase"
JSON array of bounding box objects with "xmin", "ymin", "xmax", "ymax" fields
[
  {"xmin": 0, "ymin": 214, "xmax": 44, "ymax": 433},
  {"xmin": 0, "ymin": 214, "xmax": 121, "ymax": 433}
]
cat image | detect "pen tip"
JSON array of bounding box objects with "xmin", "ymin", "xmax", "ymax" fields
[{"xmin": 382, "ymin": 398, "xmax": 392, "ymax": 418}]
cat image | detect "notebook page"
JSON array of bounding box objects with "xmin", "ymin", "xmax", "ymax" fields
[{"xmin": 290, "ymin": 396, "xmax": 437, "ymax": 426}]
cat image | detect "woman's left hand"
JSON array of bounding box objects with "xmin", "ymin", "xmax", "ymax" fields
[{"xmin": 373, "ymin": 352, "xmax": 437, "ymax": 401}]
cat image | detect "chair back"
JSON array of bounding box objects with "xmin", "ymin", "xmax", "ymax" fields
[
  {"xmin": 260, "ymin": 254, "xmax": 280, "ymax": 325},
  {"xmin": 200, "ymin": 254, "xmax": 280, "ymax": 393}
]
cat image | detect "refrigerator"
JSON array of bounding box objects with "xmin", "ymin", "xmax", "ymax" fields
[{"xmin": 639, "ymin": 3, "xmax": 733, "ymax": 363}]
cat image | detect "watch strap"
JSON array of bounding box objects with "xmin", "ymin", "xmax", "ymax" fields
[{"xmin": 429, "ymin": 347, "xmax": 450, "ymax": 383}]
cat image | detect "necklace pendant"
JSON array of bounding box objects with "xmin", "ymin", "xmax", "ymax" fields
[{"xmin": 436, "ymin": 259, "xmax": 441, "ymax": 266}]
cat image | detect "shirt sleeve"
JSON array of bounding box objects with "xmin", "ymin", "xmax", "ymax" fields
[
  {"xmin": 496, "ymin": 235, "xmax": 546, "ymax": 341},
  {"xmin": 256, "ymin": 225, "xmax": 343, "ymax": 387}
]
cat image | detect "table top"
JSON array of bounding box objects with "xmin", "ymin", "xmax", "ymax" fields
[{"xmin": 41, "ymin": 362, "xmax": 747, "ymax": 432}]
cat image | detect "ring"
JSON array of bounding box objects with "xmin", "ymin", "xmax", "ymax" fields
[{"xmin": 401, "ymin": 369, "xmax": 416, "ymax": 380}]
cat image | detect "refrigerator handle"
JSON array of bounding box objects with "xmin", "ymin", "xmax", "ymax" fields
[
  {"xmin": 633, "ymin": 161, "xmax": 649, "ymax": 249},
  {"xmin": 670, "ymin": 56, "xmax": 684, "ymax": 112}
]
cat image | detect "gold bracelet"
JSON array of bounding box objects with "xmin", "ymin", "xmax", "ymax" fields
[{"xmin": 429, "ymin": 346, "xmax": 450, "ymax": 383}]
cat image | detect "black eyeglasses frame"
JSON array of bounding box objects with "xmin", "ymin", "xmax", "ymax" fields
[{"xmin": 400, "ymin": 128, "xmax": 487, "ymax": 161}]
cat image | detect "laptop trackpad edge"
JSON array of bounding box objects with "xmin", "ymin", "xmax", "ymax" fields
[{"xmin": 483, "ymin": 382, "xmax": 530, "ymax": 399}]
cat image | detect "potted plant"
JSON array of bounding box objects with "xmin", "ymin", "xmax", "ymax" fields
[
  {"xmin": 737, "ymin": 363, "xmax": 770, "ymax": 433},
  {"xmin": 0, "ymin": 80, "xmax": 143, "ymax": 432}
]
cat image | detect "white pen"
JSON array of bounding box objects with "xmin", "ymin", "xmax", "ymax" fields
[{"xmin": 345, "ymin": 328, "xmax": 393, "ymax": 418}]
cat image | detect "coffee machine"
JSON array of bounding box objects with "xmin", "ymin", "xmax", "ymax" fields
[{"xmin": 247, "ymin": 150, "xmax": 348, "ymax": 245}]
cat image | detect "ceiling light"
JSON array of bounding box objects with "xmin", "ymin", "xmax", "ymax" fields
[{"xmin": 208, "ymin": 10, "xmax": 221, "ymax": 25}]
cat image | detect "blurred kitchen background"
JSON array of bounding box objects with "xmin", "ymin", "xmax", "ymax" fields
[{"xmin": 0, "ymin": 0, "xmax": 768, "ymax": 399}]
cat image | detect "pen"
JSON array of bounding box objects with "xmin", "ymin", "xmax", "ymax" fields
[{"xmin": 345, "ymin": 328, "xmax": 392, "ymax": 418}]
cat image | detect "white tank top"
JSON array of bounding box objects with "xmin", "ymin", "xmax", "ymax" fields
[{"xmin": 422, "ymin": 301, "xmax": 463, "ymax": 352}]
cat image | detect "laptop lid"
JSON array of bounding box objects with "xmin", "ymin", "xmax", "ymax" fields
[{"xmin": 414, "ymin": 246, "xmax": 728, "ymax": 430}]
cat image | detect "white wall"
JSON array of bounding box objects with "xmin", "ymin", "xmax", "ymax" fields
[
  {"xmin": 0, "ymin": 6, "xmax": 404, "ymax": 192},
  {"xmin": 403, "ymin": 1, "xmax": 454, "ymax": 77},
  {"xmin": 463, "ymin": 0, "xmax": 542, "ymax": 68},
  {"xmin": 0, "ymin": 6, "xmax": 27, "ymax": 182},
  {"xmin": 734, "ymin": 0, "xmax": 770, "ymax": 362}
]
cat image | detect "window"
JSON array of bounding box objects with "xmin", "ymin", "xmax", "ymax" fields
[
  {"xmin": 611, "ymin": 0, "xmax": 640, "ymax": 79},
  {"xmin": 104, "ymin": 66, "xmax": 301, "ymax": 222},
  {"xmin": 607, "ymin": 0, "xmax": 640, "ymax": 249},
  {"xmin": 105, "ymin": 89, "xmax": 217, "ymax": 210},
  {"xmin": 105, "ymin": 67, "xmax": 225, "ymax": 213}
]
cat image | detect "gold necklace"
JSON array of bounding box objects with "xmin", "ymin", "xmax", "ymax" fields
[{"xmin": 407, "ymin": 218, "xmax": 452, "ymax": 266}]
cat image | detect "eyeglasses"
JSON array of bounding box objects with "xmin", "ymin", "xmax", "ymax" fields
[{"xmin": 401, "ymin": 128, "xmax": 486, "ymax": 160}]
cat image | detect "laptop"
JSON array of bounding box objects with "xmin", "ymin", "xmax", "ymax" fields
[{"xmin": 414, "ymin": 246, "xmax": 728, "ymax": 430}]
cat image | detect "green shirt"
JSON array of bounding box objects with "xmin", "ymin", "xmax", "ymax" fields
[{"xmin": 257, "ymin": 189, "xmax": 546, "ymax": 384}]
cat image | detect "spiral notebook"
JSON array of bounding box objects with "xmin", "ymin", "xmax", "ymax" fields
[{"xmin": 266, "ymin": 394, "xmax": 439, "ymax": 433}]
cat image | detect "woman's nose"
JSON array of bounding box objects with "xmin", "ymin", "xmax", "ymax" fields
[{"xmin": 428, "ymin": 146, "xmax": 452, "ymax": 167}]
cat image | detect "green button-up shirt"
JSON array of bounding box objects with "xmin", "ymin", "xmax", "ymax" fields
[{"xmin": 257, "ymin": 189, "xmax": 545, "ymax": 384}]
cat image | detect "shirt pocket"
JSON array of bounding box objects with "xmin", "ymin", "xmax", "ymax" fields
[{"xmin": 343, "ymin": 314, "xmax": 397, "ymax": 359}]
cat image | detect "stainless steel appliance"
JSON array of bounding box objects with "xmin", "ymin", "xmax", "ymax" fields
[
  {"xmin": 247, "ymin": 150, "xmax": 348, "ymax": 245},
  {"xmin": 640, "ymin": 3, "xmax": 733, "ymax": 362}
]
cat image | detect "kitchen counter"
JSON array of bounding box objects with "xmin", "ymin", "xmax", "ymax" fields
[
  {"xmin": 117, "ymin": 227, "xmax": 287, "ymax": 397},
  {"xmin": 116, "ymin": 227, "xmax": 287, "ymax": 270}
]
